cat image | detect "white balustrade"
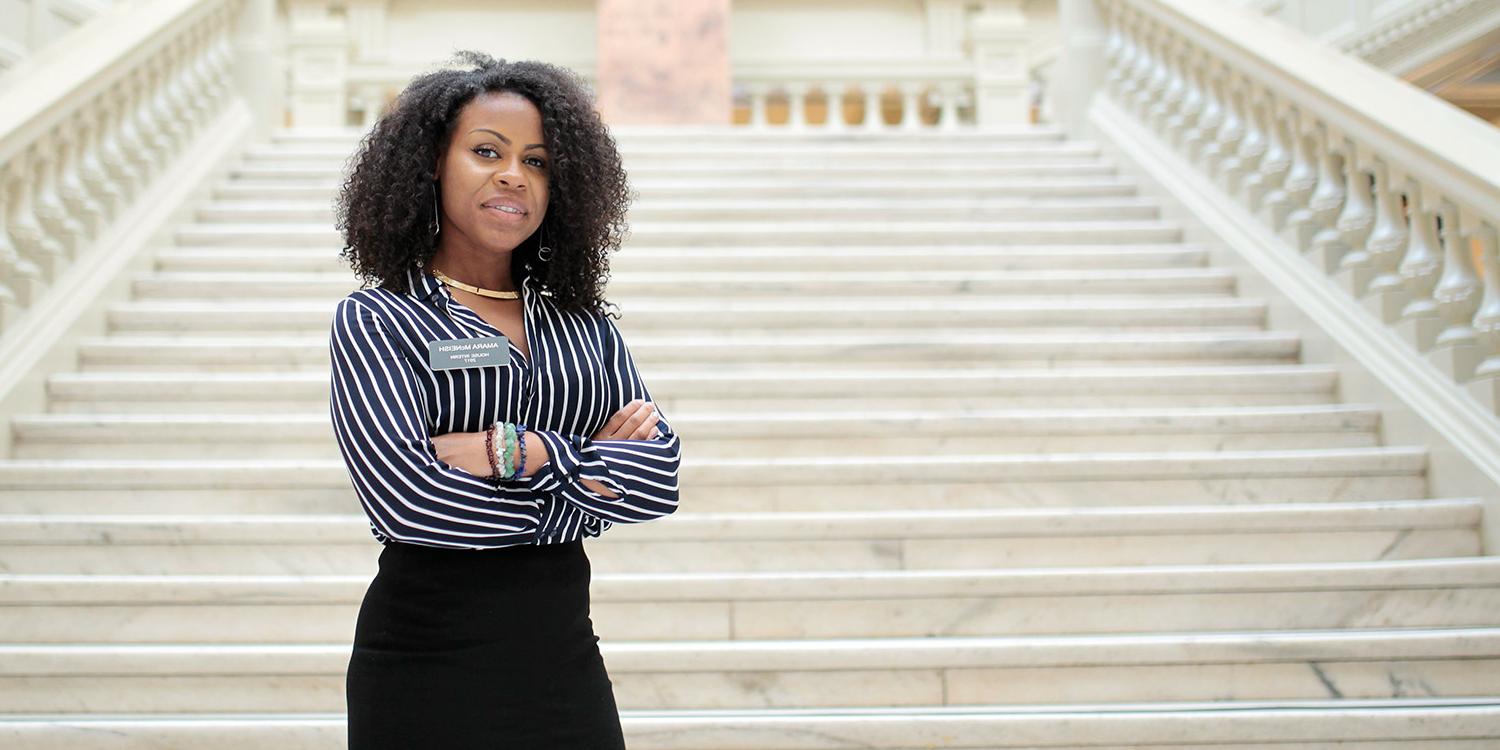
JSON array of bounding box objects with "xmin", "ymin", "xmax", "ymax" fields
[
  {"xmin": 0, "ymin": 0, "xmax": 245, "ymax": 333},
  {"xmin": 1097, "ymin": 0, "xmax": 1500, "ymax": 399},
  {"xmin": 733, "ymin": 69, "xmax": 973, "ymax": 131}
]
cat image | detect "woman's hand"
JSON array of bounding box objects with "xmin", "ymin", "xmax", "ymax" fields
[
  {"xmin": 431, "ymin": 431, "xmax": 492, "ymax": 477},
  {"xmin": 592, "ymin": 398, "xmax": 660, "ymax": 441}
]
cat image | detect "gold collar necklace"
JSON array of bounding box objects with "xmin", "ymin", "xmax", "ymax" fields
[{"xmin": 430, "ymin": 267, "xmax": 520, "ymax": 300}]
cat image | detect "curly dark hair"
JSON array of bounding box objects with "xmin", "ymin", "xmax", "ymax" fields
[{"xmin": 334, "ymin": 51, "xmax": 632, "ymax": 318}]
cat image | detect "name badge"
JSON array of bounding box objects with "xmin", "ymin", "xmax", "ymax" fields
[{"xmin": 428, "ymin": 335, "xmax": 511, "ymax": 371}]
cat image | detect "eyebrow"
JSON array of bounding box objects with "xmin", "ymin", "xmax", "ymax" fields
[{"xmin": 469, "ymin": 128, "xmax": 546, "ymax": 150}]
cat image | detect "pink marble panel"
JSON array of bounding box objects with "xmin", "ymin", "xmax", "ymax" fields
[{"xmin": 596, "ymin": 0, "xmax": 731, "ymax": 125}]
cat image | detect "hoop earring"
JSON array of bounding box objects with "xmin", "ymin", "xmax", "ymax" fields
[
  {"xmin": 537, "ymin": 223, "xmax": 553, "ymax": 261},
  {"xmin": 430, "ymin": 181, "xmax": 441, "ymax": 236}
]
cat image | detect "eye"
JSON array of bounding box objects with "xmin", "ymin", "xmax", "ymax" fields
[
  {"xmin": 526, "ymin": 156, "xmax": 548, "ymax": 169},
  {"xmin": 473, "ymin": 146, "xmax": 497, "ymax": 158}
]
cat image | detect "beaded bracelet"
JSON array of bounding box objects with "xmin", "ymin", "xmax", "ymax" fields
[
  {"xmin": 501, "ymin": 422, "xmax": 518, "ymax": 478},
  {"xmin": 483, "ymin": 422, "xmax": 502, "ymax": 479},
  {"xmin": 514, "ymin": 423, "xmax": 528, "ymax": 479}
]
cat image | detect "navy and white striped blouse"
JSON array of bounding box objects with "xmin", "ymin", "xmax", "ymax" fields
[{"xmin": 327, "ymin": 263, "xmax": 683, "ymax": 549}]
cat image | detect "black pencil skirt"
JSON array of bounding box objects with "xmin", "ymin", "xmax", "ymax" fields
[{"xmin": 345, "ymin": 538, "xmax": 626, "ymax": 750}]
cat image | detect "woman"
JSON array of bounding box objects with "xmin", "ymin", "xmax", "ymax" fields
[{"xmin": 328, "ymin": 51, "xmax": 683, "ymax": 749}]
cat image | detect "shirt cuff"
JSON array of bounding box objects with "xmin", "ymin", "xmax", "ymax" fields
[{"xmin": 528, "ymin": 429, "xmax": 630, "ymax": 498}]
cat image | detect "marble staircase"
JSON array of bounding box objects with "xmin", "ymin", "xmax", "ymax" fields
[{"xmin": 1, "ymin": 126, "xmax": 1498, "ymax": 747}]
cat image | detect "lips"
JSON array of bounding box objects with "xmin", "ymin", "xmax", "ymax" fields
[{"xmin": 481, "ymin": 196, "xmax": 528, "ymax": 215}]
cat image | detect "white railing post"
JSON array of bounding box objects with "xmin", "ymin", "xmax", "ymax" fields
[
  {"xmin": 970, "ymin": 0, "xmax": 1031, "ymax": 126},
  {"xmin": 286, "ymin": 0, "xmax": 350, "ymax": 128},
  {"xmin": 1428, "ymin": 203, "xmax": 1484, "ymax": 379},
  {"xmin": 785, "ymin": 82, "xmax": 809, "ymax": 129},
  {"xmin": 1395, "ymin": 179, "xmax": 1445, "ymax": 349},
  {"xmin": 826, "ymin": 84, "xmax": 848, "ymax": 131},
  {"xmin": 1471, "ymin": 221, "xmax": 1500, "ymax": 381},
  {"xmin": 863, "ymin": 82, "xmax": 885, "ymax": 130},
  {"xmin": 748, "ymin": 82, "xmax": 769, "ymax": 130}
]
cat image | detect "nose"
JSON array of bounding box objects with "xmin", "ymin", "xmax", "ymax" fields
[{"xmin": 494, "ymin": 156, "xmax": 526, "ymax": 189}]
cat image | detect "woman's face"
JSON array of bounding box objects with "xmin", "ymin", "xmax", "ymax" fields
[{"xmin": 433, "ymin": 90, "xmax": 550, "ymax": 257}]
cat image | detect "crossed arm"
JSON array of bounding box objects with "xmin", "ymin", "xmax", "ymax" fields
[{"xmin": 432, "ymin": 398, "xmax": 664, "ymax": 498}]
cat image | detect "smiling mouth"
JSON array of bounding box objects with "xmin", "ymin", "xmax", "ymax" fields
[{"xmin": 483, "ymin": 205, "xmax": 528, "ymax": 219}]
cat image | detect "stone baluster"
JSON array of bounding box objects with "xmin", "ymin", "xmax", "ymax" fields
[
  {"xmin": 1114, "ymin": 8, "xmax": 1144, "ymax": 106},
  {"xmin": 57, "ymin": 117, "xmax": 103, "ymax": 240},
  {"xmin": 826, "ymin": 84, "xmax": 848, "ymax": 131},
  {"xmin": 1234, "ymin": 85, "xmax": 1271, "ymax": 198},
  {"xmin": 355, "ymin": 84, "xmax": 384, "ymax": 129},
  {"xmin": 1187, "ymin": 60, "xmax": 1225, "ymax": 165},
  {"xmin": 747, "ymin": 83, "xmax": 769, "ymax": 129},
  {"xmin": 32, "ymin": 134, "xmax": 83, "ymax": 261},
  {"xmin": 1265, "ymin": 106, "xmax": 1316, "ymax": 231},
  {"xmin": 116, "ymin": 72, "xmax": 156, "ymax": 187},
  {"xmin": 1362, "ymin": 161, "xmax": 1413, "ymax": 322},
  {"xmin": 935, "ymin": 82, "xmax": 962, "ymax": 131},
  {"xmin": 1209, "ymin": 70, "xmax": 1248, "ymax": 184},
  {"xmin": 1331, "ymin": 140, "xmax": 1376, "ymax": 293},
  {"xmin": 99, "ymin": 87, "xmax": 140, "ymax": 197},
  {"xmin": 1247, "ymin": 96, "xmax": 1291, "ymax": 212},
  {"xmin": 785, "ymin": 83, "xmax": 809, "ymax": 129},
  {"xmin": 187, "ymin": 22, "xmax": 216, "ymax": 129},
  {"xmin": 133, "ymin": 63, "xmax": 169, "ymax": 174},
  {"xmin": 1223, "ymin": 77, "xmax": 1263, "ymax": 196},
  {"xmin": 1100, "ymin": 2, "xmax": 1126, "ymax": 97},
  {"xmin": 1386, "ymin": 180, "xmax": 1446, "ymax": 343},
  {"xmin": 80, "ymin": 104, "xmax": 125, "ymax": 223},
  {"xmin": 1141, "ymin": 26, "xmax": 1174, "ymax": 129},
  {"xmin": 1302, "ymin": 123, "xmax": 1350, "ymax": 272},
  {"xmin": 1469, "ymin": 221, "xmax": 1500, "ymax": 383},
  {"xmin": 1428, "ymin": 202, "xmax": 1484, "ymax": 379},
  {"xmin": 160, "ymin": 38, "xmax": 194, "ymax": 150},
  {"xmin": 899, "ymin": 83, "xmax": 925, "ymax": 130},
  {"xmin": 863, "ymin": 82, "xmax": 885, "ymax": 130},
  {"xmin": 1393, "ymin": 179, "xmax": 1444, "ymax": 345},
  {"xmin": 208, "ymin": 5, "xmax": 235, "ymax": 106},
  {"xmin": 1147, "ymin": 33, "xmax": 1185, "ymax": 134},
  {"xmin": 1169, "ymin": 47, "xmax": 1205, "ymax": 151},
  {"xmin": 6, "ymin": 154, "xmax": 66, "ymax": 282},
  {"xmin": 144, "ymin": 52, "xmax": 178, "ymax": 158},
  {"xmin": 0, "ymin": 172, "xmax": 38, "ymax": 312}
]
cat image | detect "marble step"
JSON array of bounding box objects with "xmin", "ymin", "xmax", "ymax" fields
[
  {"xmin": 10, "ymin": 405, "xmax": 1382, "ymax": 460},
  {"xmin": 0, "ymin": 557, "xmax": 1491, "ymax": 642},
  {"xmin": 173, "ymin": 219, "xmax": 1182, "ymax": 247},
  {"xmin": 0, "ymin": 499, "xmax": 1478, "ymax": 575},
  {"xmin": 214, "ymin": 175, "xmax": 1143, "ymax": 201},
  {"xmin": 3, "ymin": 628, "xmax": 1497, "ymax": 712},
  {"xmin": 74, "ymin": 330, "xmax": 1299, "ymax": 371},
  {"xmin": 247, "ymin": 152, "xmax": 1114, "ymax": 173},
  {"xmin": 108, "ymin": 296, "xmax": 1267, "ymax": 334},
  {"xmin": 0, "ymin": 446, "xmax": 1425, "ymax": 489},
  {"xmin": 228, "ymin": 162, "xmax": 1120, "ymax": 182},
  {"xmin": 198, "ymin": 197, "xmax": 1162, "ymax": 223},
  {"xmin": 0, "ymin": 448, "xmax": 1427, "ymax": 515},
  {"xmin": 242, "ymin": 141, "xmax": 1099, "ymax": 163},
  {"xmin": 43, "ymin": 365, "xmax": 1343, "ymax": 414},
  {"xmin": 4, "ymin": 699, "xmax": 1499, "ymax": 749},
  {"xmin": 132, "ymin": 268, "xmax": 1233, "ymax": 299},
  {"xmin": 270, "ymin": 125, "xmax": 1069, "ymax": 145},
  {"xmin": 157, "ymin": 243, "xmax": 1209, "ymax": 273}
]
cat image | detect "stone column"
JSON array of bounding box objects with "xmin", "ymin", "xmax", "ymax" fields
[
  {"xmin": 595, "ymin": 0, "xmax": 732, "ymax": 126},
  {"xmin": 234, "ymin": 0, "xmax": 284, "ymax": 137},
  {"xmin": 1054, "ymin": 0, "xmax": 1107, "ymax": 138},
  {"xmin": 285, "ymin": 0, "xmax": 349, "ymax": 128},
  {"xmin": 970, "ymin": 0, "xmax": 1030, "ymax": 126}
]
